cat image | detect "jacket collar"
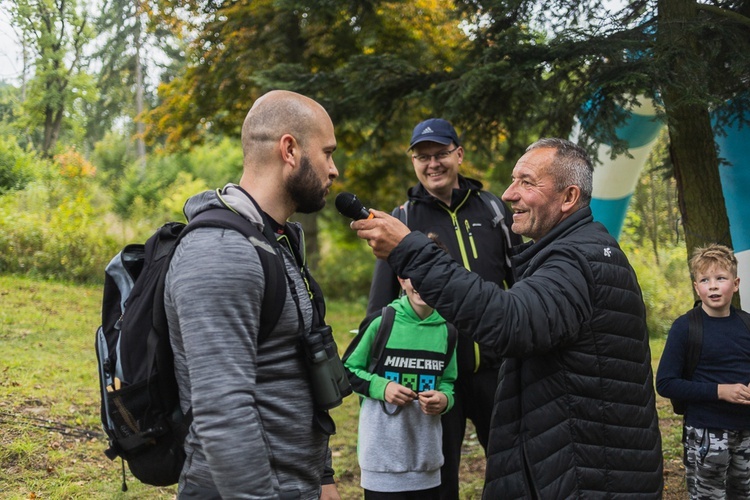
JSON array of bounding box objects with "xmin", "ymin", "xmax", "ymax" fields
[
  {"xmin": 407, "ymin": 175, "xmax": 484, "ymax": 208},
  {"xmin": 510, "ymin": 206, "xmax": 594, "ymax": 274}
]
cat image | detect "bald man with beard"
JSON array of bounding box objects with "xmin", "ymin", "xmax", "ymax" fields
[{"xmin": 165, "ymin": 90, "xmax": 342, "ymax": 499}]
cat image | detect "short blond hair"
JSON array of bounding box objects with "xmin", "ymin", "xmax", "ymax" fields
[{"xmin": 689, "ymin": 243, "xmax": 738, "ymax": 279}]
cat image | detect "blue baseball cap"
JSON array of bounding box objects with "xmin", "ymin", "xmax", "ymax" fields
[{"xmin": 409, "ymin": 118, "xmax": 460, "ymax": 149}]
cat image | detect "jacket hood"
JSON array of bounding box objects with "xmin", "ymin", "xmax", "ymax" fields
[
  {"xmin": 390, "ymin": 295, "xmax": 446, "ymax": 328},
  {"xmin": 182, "ymin": 184, "xmax": 265, "ymax": 230},
  {"xmin": 407, "ymin": 175, "xmax": 484, "ymax": 206}
]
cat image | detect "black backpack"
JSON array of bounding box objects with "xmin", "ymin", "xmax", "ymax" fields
[
  {"xmin": 670, "ymin": 303, "xmax": 750, "ymax": 415},
  {"xmin": 95, "ymin": 208, "xmax": 285, "ymax": 490}
]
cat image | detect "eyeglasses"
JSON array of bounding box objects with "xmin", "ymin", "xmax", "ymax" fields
[{"xmin": 412, "ymin": 146, "xmax": 459, "ymax": 164}]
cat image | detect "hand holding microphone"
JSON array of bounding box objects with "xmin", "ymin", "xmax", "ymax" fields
[{"xmin": 335, "ymin": 192, "xmax": 411, "ymax": 259}]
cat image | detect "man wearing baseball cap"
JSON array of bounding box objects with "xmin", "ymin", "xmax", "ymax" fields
[{"xmin": 364, "ymin": 118, "xmax": 521, "ymax": 499}]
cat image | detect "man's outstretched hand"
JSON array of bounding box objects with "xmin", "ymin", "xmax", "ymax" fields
[{"xmin": 350, "ymin": 209, "xmax": 411, "ymax": 260}]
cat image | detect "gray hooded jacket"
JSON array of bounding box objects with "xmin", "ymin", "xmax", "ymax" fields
[{"xmin": 165, "ymin": 184, "xmax": 332, "ymax": 499}]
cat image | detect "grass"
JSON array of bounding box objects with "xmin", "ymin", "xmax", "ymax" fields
[{"xmin": 0, "ymin": 275, "xmax": 685, "ymax": 498}]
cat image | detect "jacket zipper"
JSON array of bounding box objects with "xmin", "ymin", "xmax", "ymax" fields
[
  {"xmin": 464, "ymin": 219, "xmax": 478, "ymax": 259},
  {"xmin": 441, "ymin": 191, "xmax": 473, "ymax": 269},
  {"xmin": 440, "ymin": 191, "xmax": 482, "ymax": 371}
]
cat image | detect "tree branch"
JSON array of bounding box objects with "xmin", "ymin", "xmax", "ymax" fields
[{"xmin": 697, "ymin": 4, "xmax": 750, "ymax": 29}]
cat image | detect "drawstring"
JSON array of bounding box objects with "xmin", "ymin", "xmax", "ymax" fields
[{"xmin": 120, "ymin": 457, "xmax": 128, "ymax": 491}]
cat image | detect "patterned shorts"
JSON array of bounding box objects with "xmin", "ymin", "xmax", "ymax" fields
[{"xmin": 684, "ymin": 426, "xmax": 750, "ymax": 500}]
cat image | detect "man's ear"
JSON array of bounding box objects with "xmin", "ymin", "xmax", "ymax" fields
[
  {"xmin": 280, "ymin": 134, "xmax": 298, "ymax": 167},
  {"xmin": 560, "ymin": 185, "xmax": 581, "ymax": 214}
]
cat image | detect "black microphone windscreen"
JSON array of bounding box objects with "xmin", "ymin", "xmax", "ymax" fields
[{"xmin": 335, "ymin": 192, "xmax": 370, "ymax": 220}]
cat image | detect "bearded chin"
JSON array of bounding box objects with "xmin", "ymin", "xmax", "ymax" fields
[
  {"xmin": 287, "ymin": 155, "xmax": 327, "ymax": 214},
  {"xmin": 296, "ymin": 197, "xmax": 326, "ymax": 214}
]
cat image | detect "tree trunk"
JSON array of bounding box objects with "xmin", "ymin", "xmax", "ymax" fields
[
  {"xmin": 291, "ymin": 212, "xmax": 320, "ymax": 270},
  {"xmin": 649, "ymin": 169, "xmax": 660, "ymax": 265},
  {"xmin": 134, "ymin": 0, "xmax": 147, "ymax": 173},
  {"xmin": 42, "ymin": 98, "xmax": 65, "ymax": 157},
  {"xmin": 657, "ymin": 0, "xmax": 738, "ymax": 306}
]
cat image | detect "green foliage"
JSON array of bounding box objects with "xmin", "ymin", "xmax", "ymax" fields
[
  {"xmin": 159, "ymin": 172, "xmax": 209, "ymax": 222},
  {"xmin": 10, "ymin": 0, "xmax": 97, "ymax": 156},
  {"xmin": 620, "ymin": 242, "xmax": 692, "ymax": 338},
  {"xmin": 0, "ymin": 150, "xmax": 121, "ymax": 283},
  {"xmin": 0, "ymin": 82, "xmax": 21, "ymax": 136},
  {"xmin": 91, "ymin": 130, "xmax": 138, "ymax": 179},
  {"xmin": 314, "ymin": 210, "xmax": 376, "ymax": 302},
  {"xmin": 175, "ymin": 137, "xmax": 243, "ymax": 188},
  {"xmin": 0, "ymin": 136, "xmax": 41, "ymax": 194},
  {"xmin": 622, "ymin": 130, "xmax": 682, "ymax": 257},
  {"xmin": 111, "ymin": 143, "xmax": 232, "ymax": 232},
  {"xmin": 0, "ymin": 189, "xmax": 120, "ymax": 284},
  {"xmin": 0, "ymin": 131, "xmax": 242, "ymax": 284},
  {"xmin": 112, "ymin": 154, "xmax": 182, "ymax": 219}
]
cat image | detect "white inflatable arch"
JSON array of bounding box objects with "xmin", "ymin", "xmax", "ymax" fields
[{"xmin": 570, "ymin": 96, "xmax": 749, "ymax": 305}]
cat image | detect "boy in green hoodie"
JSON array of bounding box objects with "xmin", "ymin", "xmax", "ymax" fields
[{"xmin": 344, "ymin": 239, "xmax": 458, "ymax": 500}]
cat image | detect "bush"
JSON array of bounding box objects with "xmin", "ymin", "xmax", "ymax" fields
[
  {"xmin": 621, "ymin": 243, "xmax": 692, "ymax": 337},
  {"xmin": 0, "ymin": 142, "xmax": 224, "ymax": 283},
  {"xmin": 110, "ymin": 144, "xmax": 234, "ymax": 223},
  {"xmin": 0, "ymin": 135, "xmax": 41, "ymax": 194},
  {"xmin": 90, "ymin": 130, "xmax": 136, "ymax": 180},
  {"xmin": 0, "ymin": 150, "xmax": 122, "ymax": 283},
  {"xmin": 181, "ymin": 137, "xmax": 243, "ymax": 188},
  {"xmin": 315, "ymin": 214, "xmax": 375, "ymax": 302},
  {"xmin": 0, "ymin": 190, "xmax": 121, "ymax": 283},
  {"xmin": 112, "ymin": 158, "xmax": 182, "ymax": 219}
]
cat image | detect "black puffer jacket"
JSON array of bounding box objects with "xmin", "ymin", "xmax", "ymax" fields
[{"xmin": 389, "ymin": 207, "xmax": 663, "ymax": 499}]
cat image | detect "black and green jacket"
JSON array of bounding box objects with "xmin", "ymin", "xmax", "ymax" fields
[{"xmin": 365, "ymin": 176, "xmax": 520, "ymax": 373}]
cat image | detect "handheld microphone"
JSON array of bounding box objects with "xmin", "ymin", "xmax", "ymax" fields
[{"xmin": 335, "ymin": 192, "xmax": 373, "ymax": 220}]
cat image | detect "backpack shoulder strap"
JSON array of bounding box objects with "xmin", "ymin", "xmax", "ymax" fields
[
  {"xmin": 368, "ymin": 306, "xmax": 396, "ymax": 373},
  {"xmin": 393, "ymin": 201, "xmax": 409, "ymax": 227},
  {"xmin": 444, "ymin": 322, "xmax": 458, "ymax": 364},
  {"xmin": 366, "ymin": 306, "xmax": 456, "ymax": 369},
  {"xmin": 736, "ymin": 308, "xmax": 750, "ymax": 333},
  {"xmin": 684, "ymin": 305, "xmax": 704, "ymax": 380},
  {"xmin": 180, "ymin": 208, "xmax": 285, "ymax": 343},
  {"xmin": 477, "ymin": 190, "xmax": 516, "ymax": 268},
  {"xmin": 477, "ymin": 190, "xmax": 506, "ymax": 226}
]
